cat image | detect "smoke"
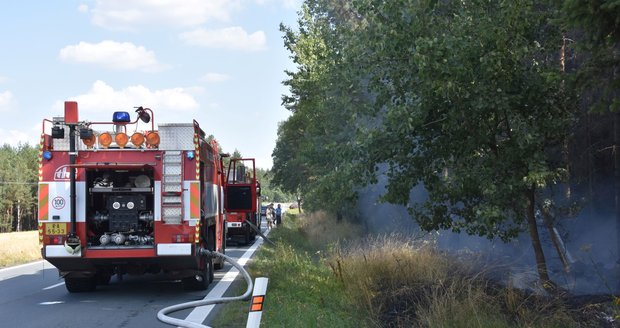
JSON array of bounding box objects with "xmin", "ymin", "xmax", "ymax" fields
[
  {"xmin": 356, "ymin": 170, "xmax": 424, "ymax": 235},
  {"xmin": 355, "ymin": 168, "xmax": 620, "ymax": 295}
]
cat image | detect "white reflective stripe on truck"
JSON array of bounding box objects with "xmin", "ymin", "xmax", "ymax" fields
[
  {"xmin": 46, "ymin": 245, "xmax": 81, "ymax": 257},
  {"xmin": 227, "ymin": 222, "xmax": 243, "ymax": 228},
  {"xmin": 154, "ymin": 181, "xmax": 162, "ymax": 221},
  {"xmin": 157, "ymin": 243, "xmax": 192, "ymax": 256}
]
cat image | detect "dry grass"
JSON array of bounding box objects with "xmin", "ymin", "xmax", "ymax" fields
[
  {"xmin": 0, "ymin": 231, "xmax": 41, "ymax": 268},
  {"xmin": 297, "ymin": 211, "xmax": 364, "ymax": 249},
  {"xmin": 327, "ymin": 235, "xmax": 452, "ymax": 326},
  {"xmin": 326, "ymin": 234, "xmax": 586, "ymax": 328},
  {"xmin": 216, "ymin": 211, "xmax": 613, "ymax": 327}
]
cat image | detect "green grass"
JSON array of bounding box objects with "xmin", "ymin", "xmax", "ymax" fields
[
  {"xmin": 211, "ymin": 212, "xmax": 368, "ymax": 328},
  {"xmin": 328, "ymin": 235, "xmax": 589, "ymax": 328}
]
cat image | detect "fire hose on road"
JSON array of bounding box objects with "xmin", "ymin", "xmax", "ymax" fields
[
  {"xmin": 157, "ymin": 249, "xmax": 253, "ymax": 328},
  {"xmin": 246, "ymin": 220, "xmax": 276, "ymax": 246}
]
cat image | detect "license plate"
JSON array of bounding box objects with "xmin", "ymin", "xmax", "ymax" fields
[{"xmin": 45, "ymin": 223, "xmax": 67, "ymax": 235}]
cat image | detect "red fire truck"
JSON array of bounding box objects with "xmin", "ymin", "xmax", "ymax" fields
[
  {"xmin": 38, "ymin": 101, "xmax": 228, "ymax": 292},
  {"xmin": 224, "ymin": 158, "xmax": 261, "ymax": 245}
]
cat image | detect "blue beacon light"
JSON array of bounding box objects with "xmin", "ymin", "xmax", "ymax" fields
[
  {"xmin": 43, "ymin": 151, "xmax": 53, "ymax": 160},
  {"xmin": 112, "ymin": 111, "xmax": 131, "ymax": 123},
  {"xmin": 186, "ymin": 151, "xmax": 195, "ymax": 160}
]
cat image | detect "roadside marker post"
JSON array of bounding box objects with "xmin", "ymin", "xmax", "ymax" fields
[{"xmin": 246, "ymin": 277, "xmax": 269, "ymax": 328}]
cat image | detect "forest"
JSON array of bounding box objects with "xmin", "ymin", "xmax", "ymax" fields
[
  {"xmin": 271, "ymin": 0, "xmax": 620, "ymax": 290},
  {"xmin": 0, "ymin": 144, "xmax": 38, "ymax": 233}
]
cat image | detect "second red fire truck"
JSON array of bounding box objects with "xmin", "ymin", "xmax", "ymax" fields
[{"xmin": 224, "ymin": 158, "xmax": 261, "ymax": 245}]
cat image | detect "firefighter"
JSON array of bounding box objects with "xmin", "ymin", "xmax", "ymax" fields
[{"xmin": 275, "ymin": 204, "xmax": 282, "ymax": 227}]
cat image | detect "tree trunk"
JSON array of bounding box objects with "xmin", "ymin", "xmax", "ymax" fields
[
  {"xmin": 587, "ymin": 112, "xmax": 594, "ymax": 219},
  {"xmin": 614, "ymin": 111, "xmax": 620, "ymax": 293},
  {"xmin": 525, "ymin": 187, "xmax": 553, "ymax": 288},
  {"xmin": 0, "ymin": 209, "xmax": 7, "ymax": 233},
  {"xmin": 560, "ymin": 33, "xmax": 572, "ymax": 203},
  {"xmin": 7, "ymin": 206, "xmax": 14, "ymax": 232},
  {"xmin": 541, "ymin": 206, "xmax": 571, "ymax": 273},
  {"xmin": 16, "ymin": 200, "xmax": 22, "ymax": 232}
]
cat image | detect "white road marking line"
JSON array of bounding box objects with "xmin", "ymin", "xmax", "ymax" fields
[
  {"xmin": 0, "ymin": 260, "xmax": 46, "ymax": 273},
  {"xmin": 183, "ymin": 230, "xmax": 270, "ymax": 326},
  {"xmin": 43, "ymin": 282, "xmax": 65, "ymax": 290},
  {"xmin": 0, "ymin": 260, "xmax": 54, "ymax": 282},
  {"xmin": 39, "ymin": 301, "xmax": 65, "ymax": 305}
]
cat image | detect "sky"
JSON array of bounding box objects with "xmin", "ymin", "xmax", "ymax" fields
[{"xmin": 0, "ymin": 0, "xmax": 301, "ymax": 169}]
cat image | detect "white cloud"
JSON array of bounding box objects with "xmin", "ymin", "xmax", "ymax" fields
[
  {"xmin": 59, "ymin": 41, "xmax": 166, "ymax": 72},
  {"xmin": 0, "ymin": 76, "xmax": 7, "ymax": 83},
  {"xmin": 55, "ymin": 81, "xmax": 199, "ymax": 117},
  {"xmin": 250, "ymin": 0, "xmax": 301, "ymax": 9},
  {"xmin": 282, "ymin": 0, "xmax": 301, "ymax": 9},
  {"xmin": 90, "ymin": 0, "xmax": 242, "ymax": 30},
  {"xmin": 0, "ymin": 128, "xmax": 35, "ymax": 146},
  {"xmin": 200, "ymin": 73, "xmax": 231, "ymax": 83},
  {"xmin": 0, "ymin": 91, "xmax": 15, "ymax": 112},
  {"xmin": 78, "ymin": 4, "xmax": 89, "ymax": 13},
  {"xmin": 180, "ymin": 27, "xmax": 267, "ymax": 52}
]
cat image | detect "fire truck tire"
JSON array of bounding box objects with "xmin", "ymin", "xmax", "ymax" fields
[
  {"xmin": 251, "ymin": 223, "xmax": 257, "ymax": 241},
  {"xmin": 182, "ymin": 262, "xmax": 210, "ymax": 291},
  {"xmin": 65, "ymin": 276, "xmax": 97, "ymax": 293},
  {"xmin": 214, "ymin": 240, "xmax": 225, "ymax": 270},
  {"xmin": 249, "ymin": 220, "xmax": 256, "ymax": 241},
  {"xmin": 207, "ymin": 256, "xmax": 214, "ymax": 284},
  {"xmin": 244, "ymin": 226, "xmax": 251, "ymax": 245},
  {"xmin": 183, "ymin": 226, "xmax": 215, "ymax": 290},
  {"xmin": 206, "ymin": 226, "xmax": 219, "ymax": 275}
]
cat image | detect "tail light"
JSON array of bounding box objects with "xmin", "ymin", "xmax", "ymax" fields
[
  {"xmin": 48, "ymin": 236, "xmax": 64, "ymax": 245},
  {"xmin": 172, "ymin": 234, "xmax": 191, "ymax": 243}
]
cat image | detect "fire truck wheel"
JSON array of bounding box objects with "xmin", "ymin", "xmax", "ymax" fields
[
  {"xmin": 182, "ymin": 243, "xmax": 214, "ymax": 290},
  {"xmin": 65, "ymin": 276, "xmax": 97, "ymax": 293},
  {"xmin": 207, "ymin": 256, "xmax": 214, "ymax": 284},
  {"xmin": 182, "ymin": 265, "xmax": 210, "ymax": 291},
  {"xmin": 244, "ymin": 226, "xmax": 251, "ymax": 245},
  {"xmin": 214, "ymin": 241, "xmax": 225, "ymax": 270}
]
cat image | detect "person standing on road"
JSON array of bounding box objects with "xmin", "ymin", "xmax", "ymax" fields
[
  {"xmin": 266, "ymin": 203, "xmax": 274, "ymax": 229},
  {"xmin": 275, "ymin": 204, "xmax": 282, "ymax": 227}
]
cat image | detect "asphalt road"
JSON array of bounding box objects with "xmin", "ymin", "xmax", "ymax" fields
[{"xmin": 0, "ymin": 223, "xmax": 269, "ymax": 328}]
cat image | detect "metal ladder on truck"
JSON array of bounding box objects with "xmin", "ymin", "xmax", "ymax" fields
[{"xmin": 162, "ymin": 150, "xmax": 183, "ymax": 224}]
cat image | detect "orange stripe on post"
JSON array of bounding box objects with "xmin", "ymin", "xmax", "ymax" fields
[
  {"xmin": 250, "ymin": 295, "xmax": 265, "ymax": 312},
  {"xmin": 38, "ymin": 183, "xmax": 49, "ymax": 220},
  {"xmin": 190, "ymin": 182, "xmax": 200, "ymax": 219}
]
